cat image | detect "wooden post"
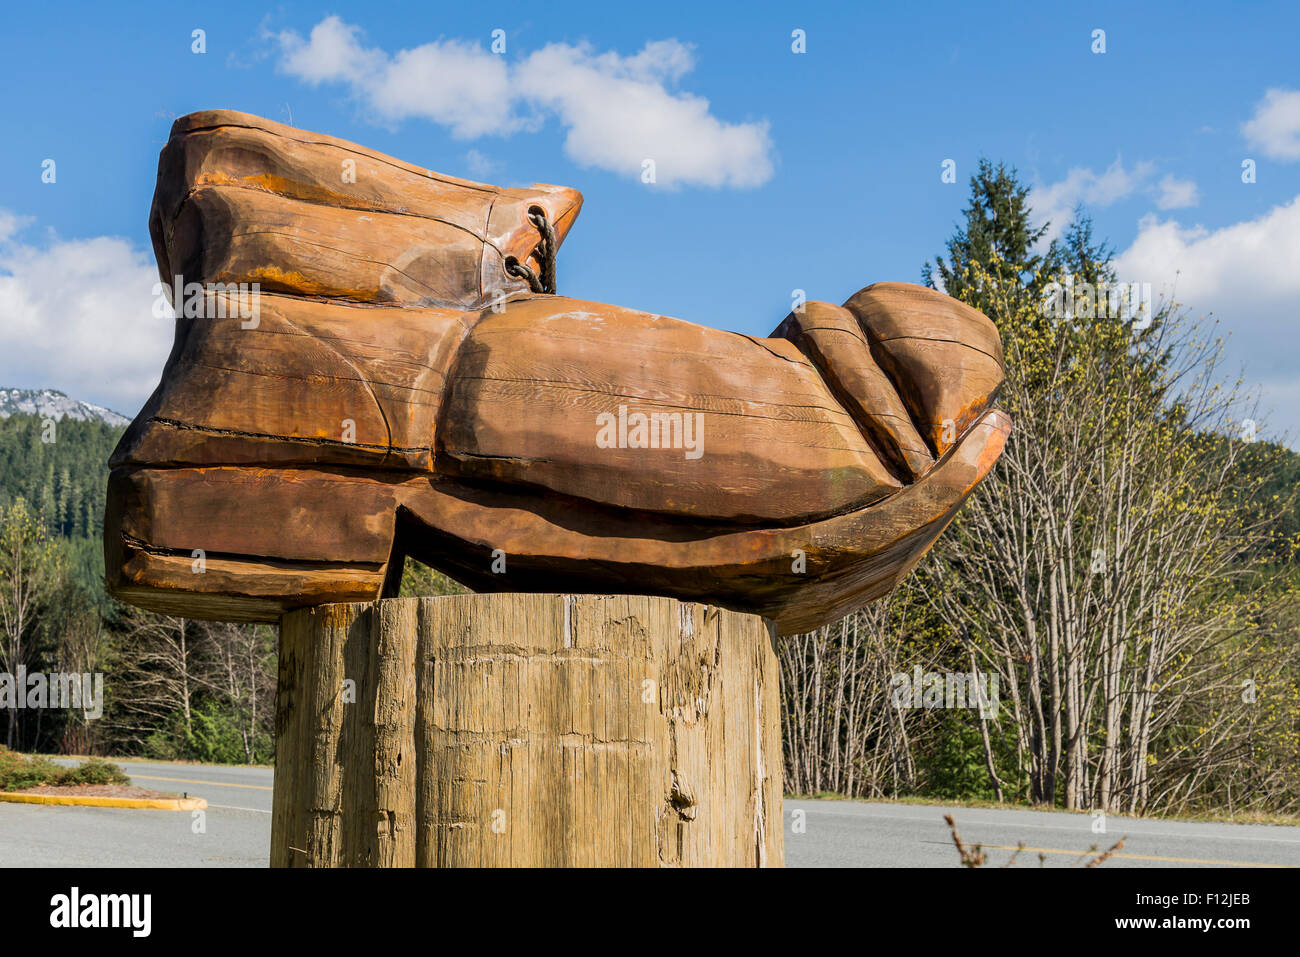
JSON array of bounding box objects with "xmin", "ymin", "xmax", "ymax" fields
[{"xmin": 271, "ymin": 593, "xmax": 784, "ymax": 867}]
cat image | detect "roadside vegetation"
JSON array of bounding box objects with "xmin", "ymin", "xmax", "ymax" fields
[
  {"xmin": 780, "ymin": 161, "xmax": 1299, "ymax": 818},
  {"xmin": 0, "ymin": 746, "xmax": 129, "ymax": 791}
]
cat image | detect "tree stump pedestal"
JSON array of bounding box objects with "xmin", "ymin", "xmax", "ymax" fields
[{"xmin": 271, "ymin": 593, "xmax": 783, "ymax": 867}]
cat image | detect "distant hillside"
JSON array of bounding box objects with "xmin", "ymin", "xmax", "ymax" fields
[
  {"xmin": 0, "ymin": 388, "xmax": 130, "ymax": 427},
  {"xmin": 0, "ymin": 410, "xmax": 126, "ymax": 598}
]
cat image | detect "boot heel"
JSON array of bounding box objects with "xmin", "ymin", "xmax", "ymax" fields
[{"xmin": 106, "ymin": 466, "xmax": 399, "ymax": 623}]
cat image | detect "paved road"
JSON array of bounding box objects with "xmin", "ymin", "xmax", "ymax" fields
[
  {"xmin": 2, "ymin": 760, "xmax": 1297, "ymax": 867},
  {"xmin": 783, "ymin": 799, "xmax": 1300, "ymax": 868},
  {"xmin": 0, "ymin": 759, "xmax": 271, "ymax": 867}
]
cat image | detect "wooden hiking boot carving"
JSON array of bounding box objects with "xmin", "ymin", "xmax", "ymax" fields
[{"xmin": 105, "ymin": 110, "xmax": 1011, "ymax": 635}]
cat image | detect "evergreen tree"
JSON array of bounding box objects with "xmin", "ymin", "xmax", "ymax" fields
[
  {"xmin": 923, "ymin": 158, "xmax": 1059, "ymax": 316},
  {"xmin": 1058, "ymin": 213, "xmax": 1115, "ymax": 285}
]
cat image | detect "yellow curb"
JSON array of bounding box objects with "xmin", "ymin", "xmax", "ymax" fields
[{"xmin": 0, "ymin": 792, "xmax": 207, "ymax": 811}]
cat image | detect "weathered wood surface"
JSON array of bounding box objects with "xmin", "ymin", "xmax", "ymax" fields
[
  {"xmin": 439, "ymin": 297, "xmax": 906, "ymax": 522},
  {"xmin": 150, "ymin": 110, "xmax": 583, "ymax": 309},
  {"xmin": 106, "ymin": 109, "xmax": 1010, "ymax": 635},
  {"xmin": 271, "ymin": 594, "xmax": 783, "ymax": 867}
]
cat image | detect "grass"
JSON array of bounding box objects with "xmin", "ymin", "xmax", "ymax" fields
[
  {"xmin": 0, "ymin": 747, "xmax": 131, "ymax": 791},
  {"xmin": 783, "ymin": 790, "xmax": 1300, "ymax": 828}
]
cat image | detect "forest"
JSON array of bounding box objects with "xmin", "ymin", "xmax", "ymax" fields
[{"xmin": 1, "ymin": 160, "xmax": 1296, "ymax": 816}]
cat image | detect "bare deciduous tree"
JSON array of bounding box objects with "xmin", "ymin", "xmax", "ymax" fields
[
  {"xmin": 779, "ymin": 582, "xmax": 954, "ymax": 798},
  {"xmin": 921, "ymin": 260, "xmax": 1292, "ymax": 813},
  {"xmin": 0, "ymin": 498, "xmax": 64, "ymax": 749}
]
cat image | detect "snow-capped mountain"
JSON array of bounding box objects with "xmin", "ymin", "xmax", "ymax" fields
[{"xmin": 0, "ymin": 388, "xmax": 130, "ymax": 427}]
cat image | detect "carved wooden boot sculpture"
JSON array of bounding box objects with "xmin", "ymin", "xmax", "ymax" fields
[{"xmin": 106, "ymin": 110, "xmax": 1010, "ymax": 635}]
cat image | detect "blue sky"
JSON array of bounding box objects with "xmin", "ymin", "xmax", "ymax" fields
[{"xmin": 1, "ymin": 1, "xmax": 1297, "ymax": 443}]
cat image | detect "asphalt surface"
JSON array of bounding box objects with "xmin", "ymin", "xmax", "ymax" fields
[
  {"xmin": 783, "ymin": 799, "xmax": 1300, "ymax": 868},
  {"xmin": 2, "ymin": 759, "xmax": 1297, "ymax": 867},
  {"xmin": 0, "ymin": 759, "xmax": 271, "ymax": 867}
]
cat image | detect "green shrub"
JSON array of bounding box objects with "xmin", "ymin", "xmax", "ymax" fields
[
  {"xmin": 0, "ymin": 746, "xmax": 131, "ymax": 790},
  {"xmin": 143, "ymin": 700, "xmax": 267, "ymax": 765},
  {"xmin": 55, "ymin": 758, "xmax": 130, "ymax": 787},
  {"xmin": 921, "ymin": 713, "xmax": 1001, "ymax": 802},
  {"xmin": 185, "ymin": 701, "xmax": 254, "ymax": 765},
  {"xmin": 0, "ymin": 746, "xmax": 62, "ymax": 791}
]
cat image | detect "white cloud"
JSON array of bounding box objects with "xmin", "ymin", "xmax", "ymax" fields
[
  {"xmin": 276, "ymin": 17, "xmax": 516, "ymax": 139},
  {"xmin": 515, "ymin": 42, "xmax": 772, "ymax": 189},
  {"xmin": 274, "ymin": 17, "xmax": 773, "ymax": 189},
  {"xmin": 1031, "ymin": 157, "xmax": 1155, "ymax": 242},
  {"xmin": 276, "ymin": 16, "xmax": 383, "ymax": 86},
  {"xmin": 1032, "ymin": 160, "xmax": 1201, "ymax": 238},
  {"xmin": 1115, "ymin": 196, "xmax": 1300, "ymax": 443},
  {"xmin": 463, "ymin": 149, "xmax": 501, "ymax": 180},
  {"xmin": 1116, "ymin": 198, "xmax": 1300, "ymax": 310},
  {"xmin": 0, "ymin": 218, "xmax": 171, "ymax": 417},
  {"xmin": 0, "ymin": 211, "xmax": 32, "ymax": 244},
  {"xmin": 1242, "ymin": 88, "xmax": 1300, "ymax": 162},
  {"xmin": 1155, "ymin": 174, "xmax": 1199, "ymax": 210}
]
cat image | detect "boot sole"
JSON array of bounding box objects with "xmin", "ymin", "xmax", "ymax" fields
[{"xmin": 105, "ymin": 410, "xmax": 1010, "ymax": 632}]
